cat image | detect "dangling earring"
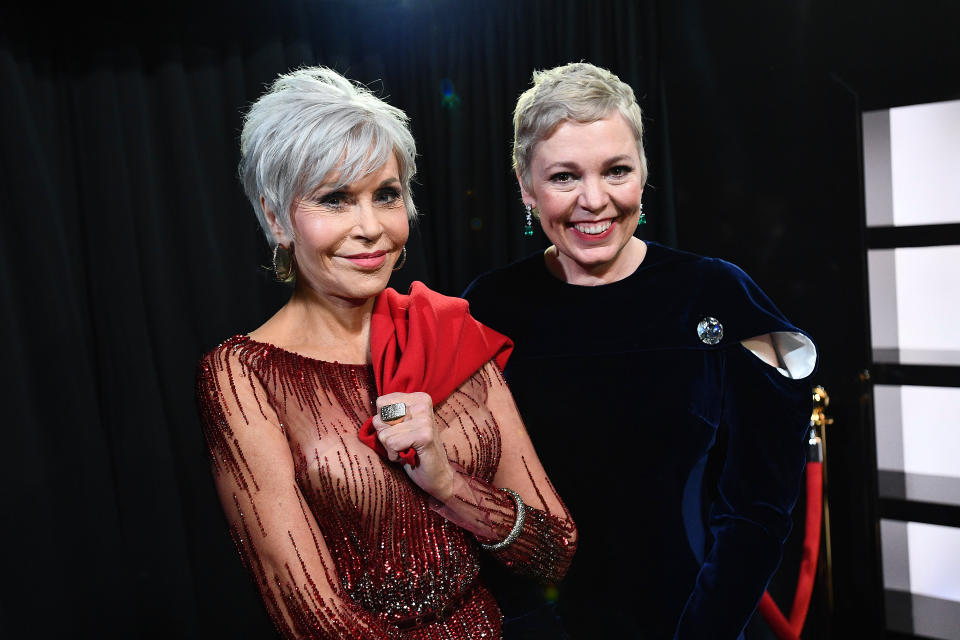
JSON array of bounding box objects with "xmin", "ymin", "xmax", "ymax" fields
[
  {"xmin": 638, "ymin": 201, "xmax": 647, "ymax": 225},
  {"xmin": 272, "ymin": 243, "xmax": 295, "ymax": 282},
  {"xmin": 523, "ymin": 204, "xmax": 534, "ymax": 237},
  {"xmin": 393, "ymin": 246, "xmax": 407, "ymax": 271}
]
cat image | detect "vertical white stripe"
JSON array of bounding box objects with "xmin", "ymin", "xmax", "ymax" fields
[{"xmin": 881, "ymin": 519, "xmax": 911, "ymax": 591}]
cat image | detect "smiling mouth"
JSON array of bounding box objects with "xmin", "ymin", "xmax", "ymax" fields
[
  {"xmin": 571, "ymin": 220, "xmax": 613, "ymax": 235},
  {"xmin": 341, "ymin": 250, "xmax": 388, "ymax": 269}
]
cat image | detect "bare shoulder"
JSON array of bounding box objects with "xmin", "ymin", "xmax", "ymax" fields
[{"xmin": 740, "ymin": 334, "xmax": 779, "ymax": 368}]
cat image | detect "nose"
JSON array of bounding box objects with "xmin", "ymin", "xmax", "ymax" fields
[
  {"xmin": 578, "ymin": 176, "xmax": 609, "ymax": 213},
  {"xmin": 352, "ymin": 199, "xmax": 384, "ymax": 242}
]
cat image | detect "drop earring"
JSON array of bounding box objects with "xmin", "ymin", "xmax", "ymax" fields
[
  {"xmin": 272, "ymin": 243, "xmax": 295, "ymax": 282},
  {"xmin": 638, "ymin": 201, "xmax": 647, "ymax": 225},
  {"xmin": 393, "ymin": 246, "xmax": 407, "ymax": 271},
  {"xmin": 523, "ymin": 204, "xmax": 534, "ymax": 237}
]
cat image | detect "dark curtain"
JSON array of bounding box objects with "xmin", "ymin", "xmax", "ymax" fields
[{"xmin": 0, "ymin": 2, "xmax": 673, "ymax": 637}]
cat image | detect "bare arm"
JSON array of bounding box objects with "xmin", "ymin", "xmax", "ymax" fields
[{"xmin": 740, "ymin": 333, "xmax": 779, "ymax": 368}]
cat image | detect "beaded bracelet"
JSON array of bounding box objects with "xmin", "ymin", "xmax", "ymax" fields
[{"xmin": 479, "ymin": 488, "xmax": 526, "ymax": 551}]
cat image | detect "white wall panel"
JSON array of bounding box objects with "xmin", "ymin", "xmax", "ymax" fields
[
  {"xmin": 907, "ymin": 522, "xmax": 960, "ymax": 602},
  {"xmin": 864, "ymin": 109, "xmax": 894, "ymax": 227},
  {"xmin": 867, "ymin": 249, "xmax": 899, "ymax": 353},
  {"xmin": 864, "ymin": 100, "xmax": 960, "ymax": 228},
  {"xmin": 867, "ymin": 97, "xmax": 960, "ymax": 640},
  {"xmin": 889, "ymin": 100, "xmax": 960, "ymax": 227},
  {"xmin": 874, "ymin": 385, "xmax": 904, "ymax": 471},
  {"xmin": 874, "ymin": 385, "xmax": 960, "ymax": 478},
  {"xmin": 895, "ymin": 245, "xmax": 960, "ymax": 355},
  {"xmin": 900, "ymin": 387, "xmax": 960, "ymax": 478},
  {"xmin": 881, "ymin": 520, "xmax": 960, "ymax": 603},
  {"xmin": 868, "ymin": 246, "xmax": 960, "ymax": 364},
  {"xmin": 881, "ymin": 519, "xmax": 911, "ymax": 591}
]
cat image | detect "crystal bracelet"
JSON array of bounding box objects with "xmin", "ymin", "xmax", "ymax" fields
[{"xmin": 479, "ymin": 488, "xmax": 526, "ymax": 551}]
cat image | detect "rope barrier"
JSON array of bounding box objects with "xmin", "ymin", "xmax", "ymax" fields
[
  {"xmin": 758, "ymin": 385, "xmax": 831, "ymax": 639},
  {"xmin": 758, "ymin": 462, "xmax": 822, "ymax": 640}
]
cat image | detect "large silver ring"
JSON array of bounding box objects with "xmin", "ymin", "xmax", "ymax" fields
[{"xmin": 380, "ymin": 402, "xmax": 407, "ymax": 423}]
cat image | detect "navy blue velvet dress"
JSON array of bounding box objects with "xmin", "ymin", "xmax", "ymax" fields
[{"xmin": 463, "ymin": 242, "xmax": 816, "ymax": 639}]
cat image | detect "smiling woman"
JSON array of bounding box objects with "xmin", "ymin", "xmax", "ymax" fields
[
  {"xmin": 259, "ymin": 157, "xmax": 409, "ymax": 311},
  {"xmin": 520, "ymin": 114, "xmax": 647, "ymax": 285},
  {"xmin": 464, "ymin": 62, "xmax": 818, "ymax": 639},
  {"xmin": 195, "ymin": 67, "xmax": 577, "ymax": 639}
]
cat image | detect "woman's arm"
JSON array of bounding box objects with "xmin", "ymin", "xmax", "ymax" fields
[
  {"xmin": 196, "ymin": 348, "xmax": 399, "ymax": 640},
  {"xmin": 674, "ymin": 344, "xmax": 813, "ymax": 639},
  {"xmin": 424, "ymin": 362, "xmax": 578, "ymax": 583}
]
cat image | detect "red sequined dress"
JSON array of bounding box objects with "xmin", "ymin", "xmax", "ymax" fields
[{"xmin": 196, "ymin": 335, "xmax": 576, "ymax": 639}]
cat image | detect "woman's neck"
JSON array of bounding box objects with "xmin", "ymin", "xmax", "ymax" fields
[
  {"xmin": 250, "ymin": 285, "xmax": 376, "ymax": 364},
  {"xmin": 546, "ymin": 237, "xmax": 647, "ymax": 286}
]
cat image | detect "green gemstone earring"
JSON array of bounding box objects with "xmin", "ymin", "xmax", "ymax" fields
[
  {"xmin": 638, "ymin": 201, "xmax": 647, "ymax": 225},
  {"xmin": 523, "ymin": 204, "xmax": 535, "ymax": 237}
]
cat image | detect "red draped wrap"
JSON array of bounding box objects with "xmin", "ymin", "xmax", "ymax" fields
[{"xmin": 357, "ymin": 281, "xmax": 513, "ymax": 467}]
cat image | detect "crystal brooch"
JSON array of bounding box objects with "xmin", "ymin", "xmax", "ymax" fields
[{"xmin": 697, "ymin": 317, "xmax": 723, "ymax": 345}]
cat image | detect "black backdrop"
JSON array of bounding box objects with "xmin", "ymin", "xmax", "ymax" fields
[{"xmin": 2, "ymin": 1, "xmax": 958, "ymax": 638}]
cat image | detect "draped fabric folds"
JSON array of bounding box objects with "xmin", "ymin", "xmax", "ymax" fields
[{"xmin": 357, "ymin": 282, "xmax": 513, "ymax": 466}]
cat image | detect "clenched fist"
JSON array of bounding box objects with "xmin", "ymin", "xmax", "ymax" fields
[{"xmin": 372, "ymin": 392, "xmax": 456, "ymax": 501}]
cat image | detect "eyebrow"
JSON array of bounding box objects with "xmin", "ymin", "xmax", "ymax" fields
[
  {"xmin": 314, "ymin": 176, "xmax": 401, "ymax": 193},
  {"xmin": 542, "ymin": 161, "xmax": 580, "ymax": 172},
  {"xmin": 542, "ymin": 155, "xmax": 634, "ymax": 173}
]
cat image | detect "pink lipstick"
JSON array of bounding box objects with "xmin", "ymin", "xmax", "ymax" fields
[{"xmin": 342, "ymin": 250, "xmax": 388, "ymax": 269}]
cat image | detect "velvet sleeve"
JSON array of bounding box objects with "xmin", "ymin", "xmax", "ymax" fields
[
  {"xmin": 674, "ymin": 343, "xmax": 814, "ymax": 639},
  {"xmin": 429, "ymin": 362, "xmax": 578, "ymax": 584}
]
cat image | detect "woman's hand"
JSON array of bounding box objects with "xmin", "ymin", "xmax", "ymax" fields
[{"xmin": 373, "ymin": 392, "xmax": 456, "ymax": 501}]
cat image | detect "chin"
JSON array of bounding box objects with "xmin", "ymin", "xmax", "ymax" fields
[
  {"xmin": 347, "ymin": 274, "xmax": 394, "ymax": 299},
  {"xmin": 567, "ymin": 245, "xmax": 623, "ymax": 268},
  {"xmin": 313, "ymin": 271, "xmax": 392, "ymax": 303}
]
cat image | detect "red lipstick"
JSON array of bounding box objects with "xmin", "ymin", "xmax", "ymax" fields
[{"xmin": 568, "ymin": 219, "xmax": 617, "ymax": 241}]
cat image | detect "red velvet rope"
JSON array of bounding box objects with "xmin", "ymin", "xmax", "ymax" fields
[{"xmin": 758, "ymin": 461, "xmax": 823, "ymax": 640}]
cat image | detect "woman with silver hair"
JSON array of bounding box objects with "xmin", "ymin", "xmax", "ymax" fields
[
  {"xmin": 196, "ymin": 66, "xmax": 576, "ymax": 639},
  {"xmin": 465, "ymin": 62, "xmax": 818, "ymax": 638}
]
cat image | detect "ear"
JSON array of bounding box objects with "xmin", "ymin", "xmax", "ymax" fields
[
  {"xmin": 261, "ymin": 196, "xmax": 291, "ymax": 246},
  {"xmin": 516, "ymin": 171, "xmax": 535, "ymax": 208}
]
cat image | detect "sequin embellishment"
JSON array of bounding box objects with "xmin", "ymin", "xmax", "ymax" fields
[
  {"xmin": 697, "ymin": 317, "xmax": 724, "ymax": 345},
  {"xmin": 196, "ymin": 335, "xmax": 576, "ymax": 639}
]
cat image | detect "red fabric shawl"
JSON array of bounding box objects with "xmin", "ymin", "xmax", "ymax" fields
[{"xmin": 357, "ymin": 281, "xmax": 513, "ymax": 467}]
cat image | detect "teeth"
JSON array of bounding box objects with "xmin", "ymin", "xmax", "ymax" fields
[{"xmin": 574, "ymin": 221, "xmax": 612, "ymax": 235}]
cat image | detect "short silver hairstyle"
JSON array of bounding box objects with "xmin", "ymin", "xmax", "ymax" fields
[
  {"xmin": 513, "ymin": 62, "xmax": 647, "ymax": 192},
  {"xmin": 240, "ymin": 66, "xmax": 418, "ymax": 247}
]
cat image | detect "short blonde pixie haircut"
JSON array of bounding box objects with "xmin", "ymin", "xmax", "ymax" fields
[
  {"xmin": 240, "ymin": 66, "xmax": 418, "ymax": 247},
  {"xmin": 513, "ymin": 62, "xmax": 647, "ymax": 192}
]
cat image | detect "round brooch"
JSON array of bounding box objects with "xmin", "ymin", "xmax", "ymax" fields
[{"xmin": 697, "ymin": 317, "xmax": 723, "ymax": 345}]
